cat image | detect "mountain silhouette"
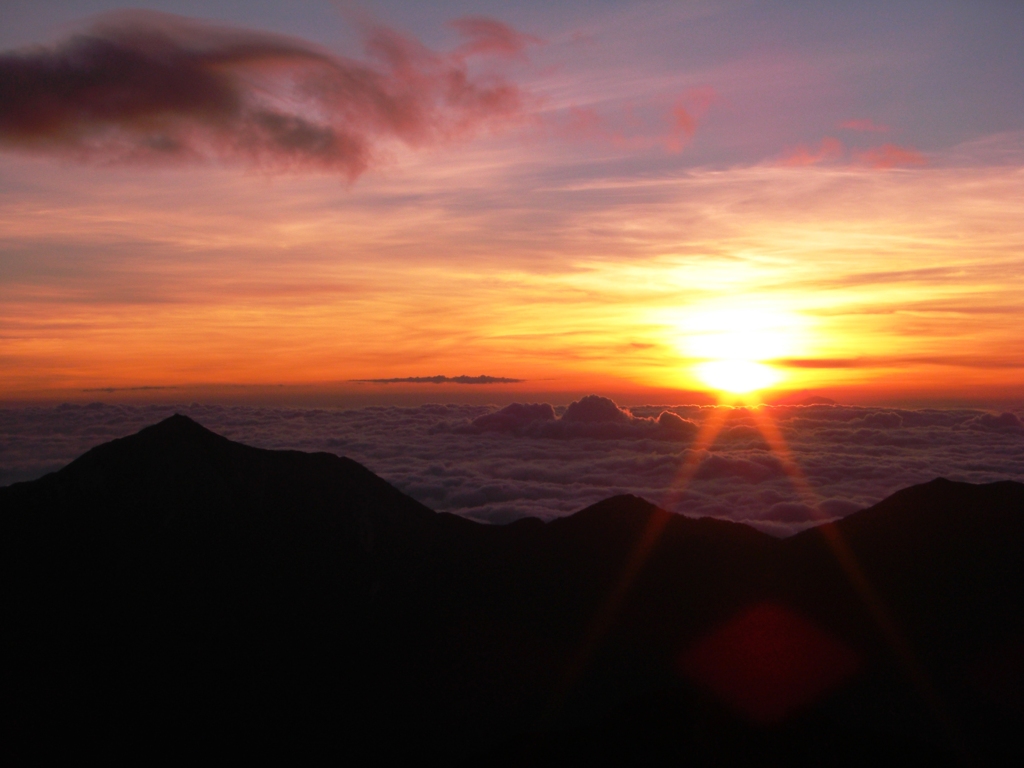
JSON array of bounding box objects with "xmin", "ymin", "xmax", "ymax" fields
[{"xmin": 2, "ymin": 415, "xmax": 1022, "ymax": 764}]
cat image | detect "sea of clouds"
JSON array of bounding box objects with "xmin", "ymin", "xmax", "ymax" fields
[{"xmin": 2, "ymin": 397, "xmax": 1022, "ymax": 535}]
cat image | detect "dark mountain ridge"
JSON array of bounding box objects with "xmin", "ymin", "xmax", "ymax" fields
[{"xmin": 2, "ymin": 415, "xmax": 1022, "ymax": 764}]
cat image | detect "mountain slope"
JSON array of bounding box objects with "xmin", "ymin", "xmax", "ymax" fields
[{"xmin": 2, "ymin": 415, "xmax": 1022, "ymax": 764}]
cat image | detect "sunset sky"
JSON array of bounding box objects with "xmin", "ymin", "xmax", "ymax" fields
[{"xmin": 2, "ymin": 1, "xmax": 1023, "ymax": 406}]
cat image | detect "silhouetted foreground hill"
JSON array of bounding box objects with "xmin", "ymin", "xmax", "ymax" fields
[{"xmin": 2, "ymin": 415, "xmax": 1023, "ymax": 764}]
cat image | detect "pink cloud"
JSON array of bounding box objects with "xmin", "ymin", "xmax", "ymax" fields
[
  {"xmin": 780, "ymin": 137, "xmax": 844, "ymax": 166},
  {"xmin": 0, "ymin": 10, "xmax": 530, "ymax": 179},
  {"xmin": 559, "ymin": 106, "xmax": 622, "ymax": 144},
  {"xmin": 857, "ymin": 143, "xmax": 927, "ymax": 169},
  {"xmin": 838, "ymin": 118, "xmax": 889, "ymax": 133},
  {"xmin": 551, "ymin": 87, "xmax": 717, "ymax": 154},
  {"xmin": 549, "ymin": 105, "xmax": 648, "ymax": 150},
  {"xmin": 664, "ymin": 87, "xmax": 718, "ymax": 153},
  {"xmin": 449, "ymin": 16, "xmax": 542, "ymax": 59}
]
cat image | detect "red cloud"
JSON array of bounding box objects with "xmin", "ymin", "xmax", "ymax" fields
[
  {"xmin": 857, "ymin": 143, "xmax": 927, "ymax": 169},
  {"xmin": 780, "ymin": 137, "xmax": 844, "ymax": 166},
  {"xmin": 838, "ymin": 118, "xmax": 889, "ymax": 133},
  {"xmin": 0, "ymin": 10, "xmax": 530, "ymax": 179}
]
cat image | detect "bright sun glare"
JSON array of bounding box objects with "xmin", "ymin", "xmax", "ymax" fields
[
  {"xmin": 677, "ymin": 305, "xmax": 803, "ymax": 395},
  {"xmin": 695, "ymin": 360, "xmax": 780, "ymax": 394}
]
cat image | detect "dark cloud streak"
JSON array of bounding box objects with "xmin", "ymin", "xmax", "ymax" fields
[
  {"xmin": 777, "ymin": 356, "xmax": 1024, "ymax": 370},
  {"xmin": 81, "ymin": 385, "xmax": 181, "ymax": 392},
  {"xmin": 351, "ymin": 375, "xmax": 524, "ymax": 384}
]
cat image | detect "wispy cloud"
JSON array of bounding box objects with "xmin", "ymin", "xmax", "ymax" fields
[
  {"xmin": 780, "ymin": 137, "xmax": 843, "ymax": 166},
  {"xmin": 546, "ymin": 86, "xmax": 718, "ymax": 153},
  {"xmin": 779, "ymin": 138, "xmax": 925, "ymax": 169},
  {"xmin": 838, "ymin": 119, "xmax": 889, "ymax": 133},
  {"xmin": 664, "ymin": 86, "xmax": 718, "ymax": 152},
  {"xmin": 856, "ymin": 143, "xmax": 927, "ymax": 169},
  {"xmin": 449, "ymin": 16, "xmax": 542, "ymax": 60},
  {"xmin": 0, "ymin": 10, "xmax": 529, "ymax": 178},
  {"xmin": 3, "ymin": 142, "xmax": 1022, "ymax": 399}
]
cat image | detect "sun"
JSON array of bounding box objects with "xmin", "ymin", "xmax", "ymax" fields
[
  {"xmin": 674, "ymin": 304, "xmax": 805, "ymax": 395},
  {"xmin": 695, "ymin": 359, "xmax": 780, "ymax": 394}
]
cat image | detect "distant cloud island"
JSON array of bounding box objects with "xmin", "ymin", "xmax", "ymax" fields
[{"xmin": 352, "ymin": 375, "xmax": 523, "ymax": 385}]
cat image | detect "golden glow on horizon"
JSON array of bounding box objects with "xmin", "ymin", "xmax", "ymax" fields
[{"xmin": 671, "ymin": 304, "xmax": 804, "ymax": 394}]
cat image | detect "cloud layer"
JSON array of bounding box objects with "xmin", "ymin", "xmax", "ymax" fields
[
  {"xmin": 0, "ymin": 10, "xmax": 528, "ymax": 178},
  {"xmin": 3, "ymin": 397, "xmax": 1021, "ymax": 536},
  {"xmin": 461, "ymin": 395, "xmax": 699, "ymax": 439}
]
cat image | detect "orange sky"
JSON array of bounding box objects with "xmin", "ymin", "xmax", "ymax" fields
[
  {"xmin": 2, "ymin": 4, "xmax": 1023, "ymax": 406},
  {"xmin": 3, "ymin": 148, "xmax": 1021, "ymax": 406}
]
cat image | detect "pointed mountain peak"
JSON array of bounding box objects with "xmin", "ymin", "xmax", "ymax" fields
[
  {"xmin": 140, "ymin": 413, "xmax": 221, "ymax": 439},
  {"xmin": 68, "ymin": 412, "xmax": 236, "ymax": 470},
  {"xmin": 154, "ymin": 412, "xmax": 203, "ymax": 427}
]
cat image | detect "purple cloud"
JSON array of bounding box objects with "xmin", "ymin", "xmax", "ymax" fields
[
  {"xmin": 968, "ymin": 412, "xmax": 1024, "ymax": 433},
  {"xmin": 460, "ymin": 395, "xmax": 699, "ymax": 440},
  {"xmin": 471, "ymin": 402, "xmax": 556, "ymax": 432}
]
